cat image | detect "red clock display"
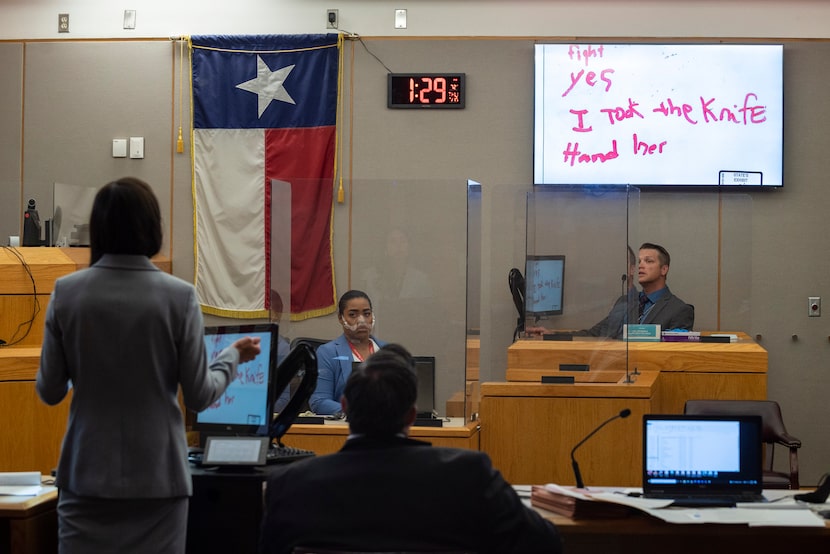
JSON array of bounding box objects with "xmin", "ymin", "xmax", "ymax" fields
[{"xmin": 387, "ymin": 73, "xmax": 465, "ymax": 109}]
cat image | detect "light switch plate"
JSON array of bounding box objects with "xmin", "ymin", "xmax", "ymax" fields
[
  {"xmin": 130, "ymin": 137, "xmax": 144, "ymax": 159},
  {"xmin": 112, "ymin": 138, "xmax": 127, "ymax": 158},
  {"xmin": 395, "ymin": 9, "xmax": 407, "ymax": 29},
  {"xmin": 123, "ymin": 10, "xmax": 136, "ymax": 30}
]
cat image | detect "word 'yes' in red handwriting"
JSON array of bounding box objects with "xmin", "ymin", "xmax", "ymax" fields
[{"xmin": 562, "ymin": 68, "xmax": 615, "ymax": 98}]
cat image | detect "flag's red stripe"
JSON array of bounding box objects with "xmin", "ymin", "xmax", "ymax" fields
[{"xmin": 265, "ymin": 126, "xmax": 336, "ymax": 315}]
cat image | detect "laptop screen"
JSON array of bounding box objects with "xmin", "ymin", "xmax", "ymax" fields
[{"xmin": 642, "ymin": 414, "xmax": 763, "ymax": 495}]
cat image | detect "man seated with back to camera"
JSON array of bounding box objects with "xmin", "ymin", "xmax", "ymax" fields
[{"xmin": 258, "ymin": 344, "xmax": 563, "ymax": 554}]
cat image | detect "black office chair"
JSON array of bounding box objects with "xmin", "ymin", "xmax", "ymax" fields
[
  {"xmin": 683, "ymin": 399, "xmax": 802, "ymax": 489},
  {"xmin": 290, "ymin": 337, "xmax": 328, "ymax": 351},
  {"xmin": 271, "ymin": 343, "xmax": 318, "ymax": 441},
  {"xmin": 284, "ymin": 337, "xmax": 327, "ymax": 413},
  {"xmin": 508, "ymin": 268, "xmax": 525, "ymax": 342}
]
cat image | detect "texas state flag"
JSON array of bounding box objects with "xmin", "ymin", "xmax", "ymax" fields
[{"xmin": 191, "ymin": 34, "xmax": 339, "ymax": 320}]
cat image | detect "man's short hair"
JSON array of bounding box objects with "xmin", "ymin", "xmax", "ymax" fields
[
  {"xmin": 343, "ymin": 345, "xmax": 417, "ymax": 436},
  {"xmin": 639, "ymin": 242, "xmax": 670, "ymax": 267}
]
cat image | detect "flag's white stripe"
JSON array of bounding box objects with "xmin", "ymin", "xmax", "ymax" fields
[{"xmin": 194, "ymin": 128, "xmax": 267, "ymax": 312}]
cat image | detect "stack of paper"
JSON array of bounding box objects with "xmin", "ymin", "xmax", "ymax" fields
[
  {"xmin": 531, "ymin": 484, "xmax": 632, "ymax": 518},
  {"xmin": 0, "ymin": 471, "xmax": 42, "ymax": 496}
]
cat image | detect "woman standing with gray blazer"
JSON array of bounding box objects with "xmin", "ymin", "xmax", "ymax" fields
[{"xmin": 36, "ymin": 177, "xmax": 261, "ymax": 554}]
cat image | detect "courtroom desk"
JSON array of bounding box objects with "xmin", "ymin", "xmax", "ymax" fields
[
  {"xmin": 0, "ymin": 249, "xmax": 171, "ymax": 473},
  {"xmin": 506, "ymin": 334, "xmax": 767, "ymax": 413},
  {"xmin": 188, "ymin": 465, "xmax": 282, "ymax": 554},
  {"xmin": 480, "ymin": 372, "xmax": 660, "ymax": 487},
  {"xmin": 282, "ymin": 418, "xmax": 481, "ymax": 454},
  {"xmin": 466, "ymin": 337, "xmax": 479, "ymax": 381},
  {"xmin": 0, "ymin": 485, "xmax": 58, "ymax": 554},
  {"xmin": 0, "ymin": 247, "xmax": 76, "ymax": 348},
  {"xmin": 0, "ymin": 349, "xmax": 69, "ymax": 474},
  {"xmin": 58, "ymin": 247, "xmax": 172, "ymax": 273},
  {"xmin": 538, "ymin": 508, "xmax": 830, "ymax": 554},
  {"xmin": 445, "ymin": 380, "xmax": 480, "ymax": 418},
  {"xmin": 0, "ymin": 247, "xmax": 170, "ymax": 347}
]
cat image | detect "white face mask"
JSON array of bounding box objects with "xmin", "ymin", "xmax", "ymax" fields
[{"xmin": 342, "ymin": 314, "xmax": 375, "ymax": 333}]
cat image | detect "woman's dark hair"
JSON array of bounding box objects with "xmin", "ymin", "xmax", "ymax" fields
[
  {"xmin": 89, "ymin": 177, "xmax": 162, "ymax": 266},
  {"xmin": 337, "ymin": 289, "xmax": 372, "ymax": 315},
  {"xmin": 343, "ymin": 345, "xmax": 417, "ymax": 436}
]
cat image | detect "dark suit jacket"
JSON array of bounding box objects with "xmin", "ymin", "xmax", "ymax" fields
[
  {"xmin": 640, "ymin": 286, "xmax": 694, "ymax": 330},
  {"xmin": 259, "ymin": 436, "xmax": 562, "ymax": 554},
  {"xmin": 577, "ymin": 288, "xmax": 639, "ymax": 338}
]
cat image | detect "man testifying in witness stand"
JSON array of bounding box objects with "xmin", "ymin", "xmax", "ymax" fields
[
  {"xmin": 258, "ymin": 344, "xmax": 563, "ymax": 554},
  {"xmin": 636, "ymin": 242, "xmax": 694, "ymax": 330}
]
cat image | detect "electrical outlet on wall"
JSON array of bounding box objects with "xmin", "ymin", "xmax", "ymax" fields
[
  {"xmin": 58, "ymin": 13, "xmax": 69, "ymax": 33},
  {"xmin": 327, "ymin": 9, "xmax": 338, "ymax": 29}
]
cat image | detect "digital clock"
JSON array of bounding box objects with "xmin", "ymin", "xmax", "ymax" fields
[{"xmin": 387, "ymin": 73, "xmax": 466, "ymax": 109}]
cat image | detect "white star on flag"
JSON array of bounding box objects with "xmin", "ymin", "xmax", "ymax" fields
[{"xmin": 236, "ymin": 55, "xmax": 296, "ymax": 117}]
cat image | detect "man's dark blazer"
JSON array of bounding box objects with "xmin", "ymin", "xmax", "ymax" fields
[
  {"xmin": 576, "ymin": 287, "xmax": 639, "ymax": 338},
  {"xmin": 640, "ymin": 286, "xmax": 694, "ymax": 330},
  {"xmin": 258, "ymin": 436, "xmax": 562, "ymax": 554}
]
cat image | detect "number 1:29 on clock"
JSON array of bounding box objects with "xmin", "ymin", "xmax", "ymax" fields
[{"xmin": 387, "ymin": 73, "xmax": 466, "ymax": 109}]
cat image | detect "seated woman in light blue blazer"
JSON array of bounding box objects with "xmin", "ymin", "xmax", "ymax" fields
[{"xmin": 309, "ymin": 290, "xmax": 386, "ymax": 415}]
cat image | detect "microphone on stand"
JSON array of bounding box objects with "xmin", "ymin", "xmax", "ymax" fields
[
  {"xmin": 570, "ymin": 408, "xmax": 632, "ymax": 489},
  {"xmin": 621, "ymin": 273, "xmax": 627, "ymax": 296}
]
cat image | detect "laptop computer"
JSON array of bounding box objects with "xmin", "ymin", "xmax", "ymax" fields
[{"xmin": 642, "ymin": 414, "xmax": 766, "ymax": 507}]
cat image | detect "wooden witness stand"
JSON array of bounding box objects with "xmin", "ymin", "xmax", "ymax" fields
[
  {"xmin": 479, "ymin": 336, "xmax": 767, "ymax": 487},
  {"xmin": 0, "ymin": 247, "xmax": 170, "ymax": 474}
]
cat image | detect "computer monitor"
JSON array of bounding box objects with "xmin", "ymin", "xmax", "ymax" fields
[
  {"xmin": 194, "ymin": 323, "xmax": 279, "ymax": 440},
  {"xmin": 351, "ymin": 355, "xmax": 436, "ymax": 417},
  {"xmin": 413, "ymin": 356, "xmax": 436, "ymax": 416},
  {"xmin": 525, "ymin": 254, "xmax": 565, "ymax": 318}
]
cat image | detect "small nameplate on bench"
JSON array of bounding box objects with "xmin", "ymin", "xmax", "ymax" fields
[
  {"xmin": 700, "ymin": 335, "xmax": 731, "ymax": 343},
  {"xmin": 295, "ymin": 416, "xmax": 325, "ymax": 425},
  {"xmin": 543, "ymin": 334, "xmax": 573, "ymax": 341},
  {"xmin": 413, "ymin": 418, "xmax": 444, "ymax": 427},
  {"xmin": 559, "ymin": 364, "xmax": 589, "ymax": 372},
  {"xmin": 541, "ymin": 375, "xmax": 575, "ymax": 384}
]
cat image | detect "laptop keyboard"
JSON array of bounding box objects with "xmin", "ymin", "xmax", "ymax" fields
[
  {"xmin": 647, "ymin": 494, "xmax": 766, "ymax": 507},
  {"xmin": 187, "ymin": 445, "xmax": 315, "ymax": 466},
  {"xmin": 266, "ymin": 445, "xmax": 315, "ymax": 464}
]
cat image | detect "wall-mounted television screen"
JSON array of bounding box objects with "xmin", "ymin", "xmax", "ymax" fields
[
  {"xmin": 534, "ymin": 43, "xmax": 784, "ymax": 188},
  {"xmin": 525, "ymin": 255, "xmax": 565, "ymax": 318}
]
